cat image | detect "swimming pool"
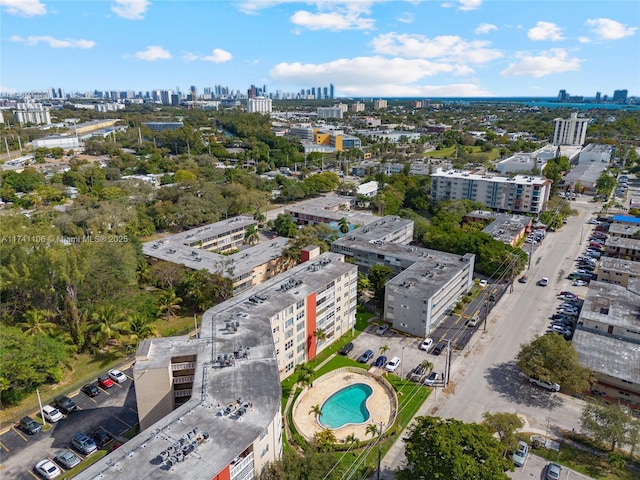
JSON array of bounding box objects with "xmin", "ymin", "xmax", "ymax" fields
[{"xmin": 318, "ymin": 383, "xmax": 373, "ymax": 429}]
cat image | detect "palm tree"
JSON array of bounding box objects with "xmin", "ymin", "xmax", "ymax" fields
[
  {"xmin": 126, "ymin": 313, "xmax": 158, "ymax": 343},
  {"xmin": 18, "ymin": 309, "xmax": 57, "ymax": 336},
  {"xmin": 88, "ymin": 305, "xmax": 128, "ymax": 349},
  {"xmin": 338, "ymin": 217, "xmax": 349, "ymax": 234},
  {"xmin": 379, "ymin": 344, "xmax": 390, "ymax": 356},
  {"xmin": 309, "ymin": 404, "xmax": 323, "ymax": 421},
  {"xmin": 366, "ymin": 423, "xmax": 380, "ymax": 440},
  {"xmin": 157, "ymin": 288, "xmax": 182, "ymax": 319},
  {"xmin": 421, "ymin": 360, "xmax": 434, "ymax": 374},
  {"xmin": 314, "ymin": 429, "xmax": 336, "ymax": 452},
  {"xmin": 244, "ymin": 224, "xmax": 260, "ymax": 245},
  {"xmin": 295, "ymin": 362, "xmax": 314, "ymax": 388},
  {"xmin": 345, "ymin": 433, "xmax": 359, "ymax": 447},
  {"xmin": 313, "ymin": 328, "xmax": 327, "ymax": 349}
]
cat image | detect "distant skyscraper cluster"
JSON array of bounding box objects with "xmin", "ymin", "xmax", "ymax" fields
[
  {"xmin": 298, "ymin": 84, "xmax": 334, "ymax": 100},
  {"xmin": 557, "ymin": 88, "xmax": 630, "ymax": 104}
]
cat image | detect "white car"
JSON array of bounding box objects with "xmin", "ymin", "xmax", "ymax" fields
[
  {"xmin": 34, "ymin": 459, "xmax": 61, "ymax": 479},
  {"xmin": 538, "ymin": 277, "xmax": 549, "ymax": 286},
  {"xmin": 478, "ymin": 279, "xmax": 488, "ymax": 288},
  {"xmin": 420, "ymin": 338, "xmax": 433, "ymax": 351},
  {"xmin": 42, "ymin": 404, "xmax": 63, "ymax": 423},
  {"xmin": 513, "ymin": 440, "xmax": 529, "ymax": 467},
  {"xmin": 385, "ymin": 357, "xmax": 401, "ymax": 373},
  {"xmin": 108, "ymin": 369, "xmax": 127, "ymax": 383},
  {"xmin": 573, "ymin": 280, "xmax": 588, "ymax": 286},
  {"xmin": 528, "ymin": 377, "xmax": 560, "ymax": 392},
  {"xmin": 423, "ymin": 371, "xmax": 440, "ymax": 386}
]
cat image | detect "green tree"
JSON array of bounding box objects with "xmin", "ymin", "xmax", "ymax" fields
[
  {"xmin": 356, "ymin": 272, "xmax": 371, "ymax": 303},
  {"xmin": 338, "ymin": 217, "xmax": 349, "ymax": 234},
  {"xmin": 295, "ymin": 362, "xmax": 314, "ymax": 389},
  {"xmin": 18, "ymin": 309, "xmax": 57, "ymax": 336},
  {"xmin": 313, "ymin": 429, "xmax": 336, "ymax": 452},
  {"xmin": 309, "ymin": 404, "xmax": 323, "ymax": 421},
  {"xmin": 516, "ymin": 334, "xmax": 594, "ymax": 393},
  {"xmin": 397, "ymin": 416, "xmax": 512, "ymax": 480},
  {"xmin": 581, "ymin": 401, "xmax": 631, "ymax": 451},
  {"xmin": 87, "ymin": 305, "xmax": 128, "ymax": 350},
  {"xmin": 379, "ymin": 344, "xmax": 390, "ymax": 356},
  {"xmin": 368, "ymin": 264, "xmax": 393, "ymax": 304},
  {"xmin": 313, "ymin": 328, "xmax": 327, "ymax": 348},
  {"xmin": 157, "ymin": 288, "xmax": 182, "ymax": 319},
  {"xmin": 482, "ymin": 412, "xmax": 524, "ymax": 457},
  {"xmin": 244, "ymin": 224, "xmax": 260, "ymax": 245},
  {"xmin": 366, "ymin": 423, "xmax": 380, "ymax": 440},
  {"xmin": 274, "ymin": 213, "xmax": 298, "ymax": 237}
]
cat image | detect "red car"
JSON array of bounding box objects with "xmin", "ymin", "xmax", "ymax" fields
[{"xmin": 98, "ymin": 376, "xmax": 115, "ymax": 389}]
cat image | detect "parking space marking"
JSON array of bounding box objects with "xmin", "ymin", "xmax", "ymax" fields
[
  {"xmin": 0, "ymin": 441, "xmax": 8, "ymax": 452},
  {"xmin": 128, "ymin": 407, "xmax": 138, "ymax": 415},
  {"xmin": 11, "ymin": 428, "xmax": 28, "ymax": 442},
  {"xmin": 115, "ymin": 416, "xmax": 131, "ymax": 429},
  {"xmin": 27, "ymin": 468, "xmax": 39, "ymax": 479},
  {"xmin": 97, "ymin": 387, "xmax": 111, "ymax": 395}
]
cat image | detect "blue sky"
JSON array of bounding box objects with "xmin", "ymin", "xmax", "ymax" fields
[{"xmin": 1, "ymin": 0, "xmax": 638, "ymax": 97}]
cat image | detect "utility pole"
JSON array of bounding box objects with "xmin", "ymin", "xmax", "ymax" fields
[
  {"xmin": 375, "ymin": 421, "xmax": 385, "ymax": 480},
  {"xmin": 36, "ymin": 388, "xmax": 46, "ymax": 426}
]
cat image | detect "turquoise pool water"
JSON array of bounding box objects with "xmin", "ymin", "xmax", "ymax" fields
[{"xmin": 318, "ymin": 383, "xmax": 373, "ymax": 429}]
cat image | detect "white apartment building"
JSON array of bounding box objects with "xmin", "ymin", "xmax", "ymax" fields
[
  {"xmin": 12, "ymin": 102, "xmax": 51, "ymax": 125},
  {"xmin": 373, "ymin": 99, "xmax": 388, "ymax": 110},
  {"xmin": 430, "ymin": 169, "xmax": 552, "ymax": 215},
  {"xmin": 246, "ymin": 96, "xmax": 272, "ymax": 114},
  {"xmin": 552, "ymin": 112, "xmax": 590, "ymax": 146},
  {"xmin": 349, "ymin": 102, "xmax": 365, "ymax": 112},
  {"xmin": 317, "ymin": 106, "xmax": 344, "ymax": 119}
]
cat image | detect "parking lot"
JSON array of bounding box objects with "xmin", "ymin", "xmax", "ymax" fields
[
  {"xmin": 0, "ymin": 367, "xmax": 138, "ymax": 479},
  {"xmin": 508, "ymin": 452, "xmax": 594, "ymax": 480}
]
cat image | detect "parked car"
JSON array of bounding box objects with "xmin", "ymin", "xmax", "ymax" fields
[
  {"xmin": 518, "ymin": 275, "xmax": 528, "ymax": 283},
  {"xmin": 42, "ymin": 405, "xmax": 64, "ymax": 423},
  {"xmin": 54, "ymin": 450, "xmax": 82, "ymax": 470},
  {"xmin": 409, "ymin": 364, "xmax": 428, "ymax": 382},
  {"xmin": 512, "ymin": 440, "xmax": 529, "ymax": 467},
  {"xmin": 375, "ymin": 324, "xmax": 390, "ymax": 336},
  {"xmin": 34, "ymin": 459, "xmax": 61, "ymax": 479},
  {"xmin": 338, "ymin": 342, "xmax": 354, "ymax": 356},
  {"xmin": 81, "ymin": 383, "xmax": 100, "ymax": 397},
  {"xmin": 385, "ymin": 356, "xmax": 401, "ymax": 372},
  {"xmin": 528, "ymin": 377, "xmax": 560, "ymax": 392},
  {"xmin": 358, "ymin": 350, "xmax": 374, "ymax": 363},
  {"xmin": 108, "ymin": 369, "xmax": 127, "ymax": 383},
  {"xmin": 423, "ymin": 371, "xmax": 440, "ymax": 386},
  {"xmin": 558, "ymin": 291, "xmax": 577, "ymax": 298},
  {"xmin": 478, "ymin": 279, "xmax": 488, "ymax": 288},
  {"xmin": 98, "ymin": 376, "xmax": 114, "ymax": 389},
  {"xmin": 467, "ymin": 316, "xmax": 479, "ymax": 327},
  {"xmin": 19, "ymin": 416, "xmax": 42, "ymax": 435},
  {"xmin": 573, "ymin": 280, "xmax": 589, "ymax": 286},
  {"xmin": 373, "ymin": 356, "xmax": 388, "ymax": 368},
  {"xmin": 546, "ymin": 462, "xmax": 562, "ymax": 480},
  {"xmin": 420, "ymin": 338, "xmax": 433, "ymax": 351},
  {"xmin": 432, "ymin": 342, "xmax": 446, "ymax": 355},
  {"xmin": 92, "ymin": 427, "xmax": 114, "ymax": 448},
  {"xmin": 538, "ymin": 277, "xmax": 549, "ymax": 286},
  {"xmin": 72, "ymin": 433, "xmax": 98, "ymax": 455},
  {"xmin": 54, "ymin": 395, "xmax": 77, "ymax": 414}
]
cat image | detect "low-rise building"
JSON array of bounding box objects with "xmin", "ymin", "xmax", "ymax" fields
[
  {"xmin": 463, "ymin": 210, "xmax": 532, "ymax": 247},
  {"xmin": 577, "ymin": 143, "xmax": 615, "ymax": 164},
  {"xmin": 573, "ymin": 280, "xmax": 640, "ymax": 408},
  {"xmin": 595, "ymin": 257, "xmax": 640, "ymax": 287},
  {"xmin": 285, "ymin": 194, "xmax": 374, "ymax": 228},
  {"xmin": 604, "ymin": 236, "xmax": 640, "ymax": 261}
]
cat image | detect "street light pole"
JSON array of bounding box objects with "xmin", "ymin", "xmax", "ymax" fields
[
  {"xmin": 376, "ymin": 421, "xmax": 385, "ymax": 480},
  {"xmin": 400, "ymin": 346, "xmax": 406, "ymax": 378}
]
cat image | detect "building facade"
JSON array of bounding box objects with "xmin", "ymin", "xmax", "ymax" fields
[
  {"xmin": 552, "ymin": 112, "xmax": 590, "ymax": 146},
  {"xmin": 12, "ymin": 102, "xmax": 51, "ymax": 125},
  {"xmin": 430, "ymin": 169, "xmax": 552, "ymax": 215},
  {"xmin": 246, "ymin": 97, "xmax": 273, "ymax": 114}
]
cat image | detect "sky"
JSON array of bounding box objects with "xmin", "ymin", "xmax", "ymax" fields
[{"xmin": 1, "ymin": 0, "xmax": 638, "ymax": 98}]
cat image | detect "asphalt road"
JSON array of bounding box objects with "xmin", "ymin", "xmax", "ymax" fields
[
  {"xmin": 0, "ymin": 367, "xmax": 138, "ymax": 480},
  {"xmin": 378, "ymin": 196, "xmax": 600, "ymax": 479}
]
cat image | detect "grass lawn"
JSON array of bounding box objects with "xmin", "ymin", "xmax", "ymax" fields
[
  {"xmin": 425, "ymin": 145, "xmax": 502, "ymax": 161},
  {"xmin": 155, "ymin": 315, "xmax": 198, "ymax": 337}
]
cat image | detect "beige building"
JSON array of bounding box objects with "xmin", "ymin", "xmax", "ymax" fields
[
  {"xmin": 595, "ymin": 257, "xmax": 640, "ymax": 287},
  {"xmin": 430, "ymin": 169, "xmax": 552, "ymax": 215},
  {"xmin": 373, "ymin": 99, "xmax": 388, "ymax": 110},
  {"xmin": 604, "ymin": 236, "xmax": 640, "ymax": 261},
  {"xmin": 573, "ymin": 280, "xmax": 640, "ymax": 409}
]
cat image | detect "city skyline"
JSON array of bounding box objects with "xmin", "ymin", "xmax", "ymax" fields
[{"xmin": 1, "ymin": 0, "xmax": 638, "ymax": 98}]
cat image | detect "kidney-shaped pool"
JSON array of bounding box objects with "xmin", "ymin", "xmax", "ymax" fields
[{"xmin": 318, "ymin": 383, "xmax": 373, "ymax": 429}]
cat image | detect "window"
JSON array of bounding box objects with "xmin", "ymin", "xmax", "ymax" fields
[
  {"xmin": 285, "ymin": 317, "xmax": 294, "ymax": 328},
  {"xmin": 296, "ymin": 300, "xmax": 305, "ymax": 310},
  {"xmin": 285, "ymin": 340, "xmax": 293, "ymax": 350},
  {"xmin": 297, "ymin": 332, "xmax": 305, "ymax": 342},
  {"xmin": 272, "ymin": 326, "xmax": 279, "ymax": 334}
]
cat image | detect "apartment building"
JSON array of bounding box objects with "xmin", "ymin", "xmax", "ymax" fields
[
  {"xmin": 595, "ymin": 257, "xmax": 640, "ymax": 287},
  {"xmin": 314, "ymin": 129, "xmax": 361, "ymax": 151},
  {"xmin": 604, "ymin": 236, "xmax": 640, "ymax": 261},
  {"xmin": 317, "ymin": 106, "xmax": 343, "ymax": 119},
  {"xmin": 430, "ymin": 169, "xmax": 552, "ymax": 215},
  {"xmin": 463, "ymin": 210, "xmax": 532, "ymax": 247},
  {"xmin": 552, "ymin": 112, "xmax": 590, "ymax": 146},
  {"xmin": 284, "ymin": 194, "xmax": 374, "ymax": 227},
  {"xmin": 331, "ymin": 216, "xmax": 475, "ymax": 336},
  {"xmin": 247, "ymin": 97, "xmax": 272, "ymax": 114},
  {"xmin": 572, "ymin": 280, "xmax": 640, "ymax": 408},
  {"xmin": 373, "ymin": 99, "xmax": 388, "ymax": 110},
  {"xmin": 12, "ymin": 102, "xmax": 51, "ymax": 125},
  {"xmin": 142, "ymin": 216, "xmax": 290, "ymax": 292}
]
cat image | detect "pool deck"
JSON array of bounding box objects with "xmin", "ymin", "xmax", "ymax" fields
[{"xmin": 293, "ymin": 368, "xmax": 395, "ymax": 442}]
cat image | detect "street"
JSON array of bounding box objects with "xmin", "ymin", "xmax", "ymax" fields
[{"xmin": 379, "ymin": 197, "xmax": 600, "ymax": 479}]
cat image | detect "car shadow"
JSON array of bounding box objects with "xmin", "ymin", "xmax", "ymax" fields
[{"xmin": 484, "ymin": 361, "xmax": 564, "ymax": 409}]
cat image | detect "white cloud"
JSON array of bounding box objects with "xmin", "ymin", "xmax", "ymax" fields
[
  {"xmin": 500, "ymin": 48, "xmax": 581, "ymax": 78},
  {"xmin": 475, "ymin": 23, "xmax": 497, "ymax": 35},
  {"xmin": 528, "ymin": 21, "xmax": 565, "ymax": 41},
  {"xmin": 290, "ymin": 3, "xmax": 375, "ymax": 31},
  {"xmin": 585, "ymin": 18, "xmax": 637, "ymax": 40},
  {"xmin": 371, "ymin": 32, "xmax": 503, "ymax": 64},
  {"xmin": 397, "ymin": 12, "xmax": 414, "ymax": 24},
  {"xmin": 202, "ymin": 48, "xmax": 233, "ymax": 63},
  {"xmin": 10, "ymin": 35, "xmax": 95, "ymax": 48},
  {"xmin": 111, "ymin": 0, "xmax": 150, "ymax": 20},
  {"xmin": 0, "ymin": 0, "xmax": 46, "ymax": 16},
  {"xmin": 134, "ymin": 45, "xmax": 171, "ymax": 61},
  {"xmin": 270, "ymin": 56, "xmax": 474, "ymax": 93},
  {"xmin": 578, "ymin": 36, "xmax": 591, "ymax": 44},
  {"xmin": 441, "ymin": 0, "xmax": 482, "ymax": 11}
]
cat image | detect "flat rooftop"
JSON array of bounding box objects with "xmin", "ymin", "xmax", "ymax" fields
[
  {"xmin": 608, "ymin": 222, "xmax": 640, "ymax": 237},
  {"xmin": 480, "ymin": 213, "xmax": 531, "ymax": 244},
  {"xmin": 75, "ymin": 252, "xmax": 352, "ymax": 480},
  {"xmin": 333, "ymin": 215, "xmax": 413, "ymax": 245},
  {"xmin": 431, "ymin": 169, "xmax": 549, "ymax": 186},
  {"xmin": 572, "ymin": 329, "xmax": 640, "ymax": 384},
  {"xmin": 563, "ymin": 162, "xmax": 609, "ymax": 185},
  {"xmin": 605, "ymin": 236, "xmax": 640, "ymax": 251},
  {"xmin": 285, "ymin": 194, "xmax": 376, "ymax": 226},
  {"xmin": 579, "ymin": 280, "xmax": 640, "ymax": 330},
  {"xmin": 597, "ymin": 257, "xmax": 640, "ymax": 276}
]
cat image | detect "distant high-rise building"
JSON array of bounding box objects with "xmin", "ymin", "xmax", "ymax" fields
[
  {"xmin": 612, "ymin": 89, "xmax": 628, "ymax": 104},
  {"xmin": 330, "ymin": 84, "xmax": 334, "ymax": 99},
  {"xmin": 373, "ymin": 99, "xmax": 388, "ymax": 110},
  {"xmin": 247, "ymin": 97, "xmax": 272, "ymax": 114},
  {"xmin": 13, "ymin": 102, "xmax": 52, "ymax": 125},
  {"xmin": 248, "ymin": 87, "xmax": 257, "ymax": 99},
  {"xmin": 552, "ymin": 112, "xmax": 590, "ymax": 146},
  {"xmin": 595, "ymin": 92, "xmax": 601, "ymax": 102},
  {"xmin": 557, "ymin": 89, "xmax": 568, "ymax": 101}
]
